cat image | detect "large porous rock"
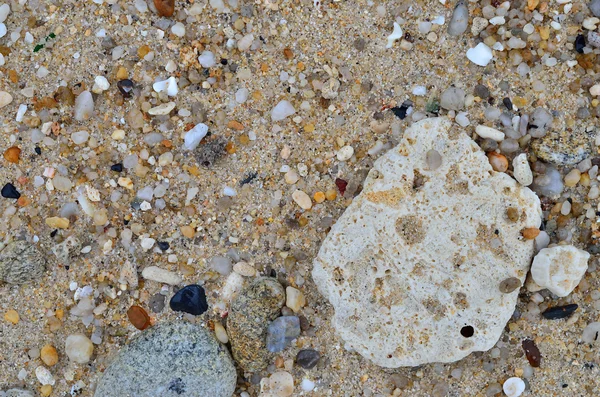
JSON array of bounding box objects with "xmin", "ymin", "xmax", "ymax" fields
[
  {"xmin": 94, "ymin": 322, "xmax": 236, "ymax": 397},
  {"xmin": 312, "ymin": 117, "xmax": 542, "ymax": 367},
  {"xmin": 0, "ymin": 240, "xmax": 47, "ymax": 284},
  {"xmin": 227, "ymin": 277, "xmax": 285, "ymax": 372}
]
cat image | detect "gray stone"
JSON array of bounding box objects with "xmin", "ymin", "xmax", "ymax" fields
[
  {"xmin": 0, "ymin": 240, "xmax": 46, "ymax": 284},
  {"xmin": 439, "ymin": 87, "xmax": 466, "ymax": 111},
  {"xmin": 531, "ymin": 122, "xmax": 592, "ymax": 166},
  {"xmin": 590, "ymin": 0, "xmax": 600, "ymax": 17},
  {"xmin": 448, "ymin": 1, "xmax": 469, "ymax": 36},
  {"xmin": 94, "ymin": 322, "xmax": 236, "ymax": 397},
  {"xmin": 227, "ymin": 277, "xmax": 285, "ymax": 372},
  {"xmin": 266, "ymin": 316, "xmax": 300, "ymax": 352}
]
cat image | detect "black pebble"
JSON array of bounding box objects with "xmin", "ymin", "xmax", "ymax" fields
[
  {"xmin": 169, "ymin": 284, "xmax": 208, "ymax": 316},
  {"xmin": 542, "ymin": 303, "xmax": 578, "ymax": 320},
  {"xmin": 111, "ymin": 163, "xmax": 123, "ymax": 172},
  {"xmin": 117, "ymin": 79, "xmax": 134, "ymax": 97},
  {"xmin": 157, "ymin": 241, "xmax": 170, "ymax": 251},
  {"xmin": 35, "ymin": 147, "xmax": 41, "ymax": 155},
  {"xmin": 575, "ymin": 34, "xmax": 586, "ymax": 54},
  {"xmin": 503, "ymin": 97, "xmax": 513, "ymax": 111},
  {"xmin": 391, "ymin": 105, "xmax": 408, "ymax": 120},
  {"xmin": 1, "ymin": 183, "xmax": 20, "ymax": 199},
  {"xmin": 296, "ymin": 349, "xmax": 321, "ymax": 369}
]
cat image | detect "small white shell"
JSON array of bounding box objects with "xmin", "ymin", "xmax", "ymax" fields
[{"xmin": 503, "ymin": 377, "xmax": 525, "ymax": 397}]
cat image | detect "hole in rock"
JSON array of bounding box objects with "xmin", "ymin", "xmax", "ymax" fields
[{"xmin": 460, "ymin": 326, "xmax": 475, "ymax": 338}]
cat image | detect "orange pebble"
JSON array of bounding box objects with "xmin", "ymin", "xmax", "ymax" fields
[
  {"xmin": 3, "ymin": 146, "xmax": 21, "ymax": 163},
  {"xmin": 521, "ymin": 228, "xmax": 540, "ymax": 240},
  {"xmin": 314, "ymin": 191, "xmax": 326, "ymax": 203},
  {"xmin": 487, "ymin": 152, "xmax": 508, "ymax": 172}
]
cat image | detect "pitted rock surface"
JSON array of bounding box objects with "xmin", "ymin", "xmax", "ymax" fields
[{"xmin": 312, "ymin": 117, "xmax": 542, "ymax": 367}]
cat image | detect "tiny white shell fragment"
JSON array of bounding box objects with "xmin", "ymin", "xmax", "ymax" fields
[{"xmin": 386, "ymin": 22, "xmax": 403, "ymax": 49}]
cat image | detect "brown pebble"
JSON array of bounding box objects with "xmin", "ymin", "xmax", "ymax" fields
[
  {"xmin": 283, "ymin": 48, "xmax": 294, "ymax": 59},
  {"xmin": 499, "ymin": 277, "xmax": 521, "ymax": 293},
  {"xmin": 127, "ymin": 305, "xmax": 151, "ymax": 330},
  {"xmin": 506, "ymin": 207, "xmax": 519, "ymax": 222},
  {"xmin": 3, "ymin": 146, "xmax": 21, "ymax": 163},
  {"xmin": 522, "ymin": 338, "xmax": 541, "ymax": 367},
  {"xmin": 521, "ymin": 227, "xmax": 540, "ymax": 239},
  {"xmin": 154, "ymin": 0, "xmax": 175, "ymax": 17}
]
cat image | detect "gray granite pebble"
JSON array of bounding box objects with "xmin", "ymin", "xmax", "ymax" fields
[
  {"xmin": 94, "ymin": 322, "xmax": 236, "ymax": 397},
  {"xmin": 0, "ymin": 240, "xmax": 46, "ymax": 284}
]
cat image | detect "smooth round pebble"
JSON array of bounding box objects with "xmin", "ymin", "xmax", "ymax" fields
[{"xmin": 65, "ymin": 334, "xmax": 94, "ymax": 364}]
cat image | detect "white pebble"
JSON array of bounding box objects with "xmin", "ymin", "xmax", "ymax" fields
[
  {"xmin": 35, "ymin": 366, "xmax": 55, "ymax": 386},
  {"xmin": 489, "ymin": 16, "xmax": 505, "ymax": 25},
  {"xmin": 171, "ymin": 22, "xmax": 185, "ymax": 37},
  {"xmin": 582, "ymin": 322, "xmax": 600, "ymax": 343},
  {"xmin": 292, "ymin": 190, "xmax": 312, "ymax": 210},
  {"xmin": 0, "ymin": 23, "xmax": 6, "ymax": 38},
  {"xmin": 198, "ymin": 51, "xmax": 216, "ymax": 68},
  {"xmin": 15, "ymin": 104, "xmax": 27, "ymax": 122},
  {"xmin": 271, "ymin": 100, "xmax": 296, "ymax": 121},
  {"xmin": 235, "ymin": 88, "xmax": 249, "ymax": 103},
  {"xmin": 512, "ymin": 153, "xmax": 533, "ymax": 186},
  {"xmin": 337, "ymin": 145, "xmax": 354, "ymax": 161},
  {"xmin": 301, "ymin": 379, "xmax": 315, "ymax": 391},
  {"xmin": 74, "ymin": 91, "xmax": 94, "ymax": 121},
  {"xmin": 183, "ymin": 123, "xmax": 209, "ymax": 150},
  {"xmin": 412, "ymin": 85, "xmax": 427, "ymax": 96},
  {"xmin": 141, "ymin": 266, "xmax": 182, "ymax": 285},
  {"xmin": 152, "ymin": 76, "xmax": 178, "ymax": 97},
  {"xmin": 531, "ymin": 245, "xmax": 589, "ymax": 297},
  {"xmin": 503, "ymin": 377, "xmax": 525, "ymax": 397},
  {"xmin": 223, "ymin": 186, "xmax": 237, "ymax": 196},
  {"xmin": 65, "ymin": 334, "xmax": 94, "ymax": 364},
  {"xmin": 237, "ymin": 33, "xmax": 254, "ymax": 51},
  {"xmin": 466, "ymin": 43, "xmax": 493, "ymax": 66},
  {"xmin": 590, "ymin": 84, "xmax": 600, "ymax": 96},
  {"xmin": 0, "ymin": 53, "xmax": 4, "ymax": 66},
  {"xmin": 71, "ymin": 130, "xmax": 90, "ymax": 145},
  {"xmin": 0, "ymin": 4, "xmax": 10, "ymax": 23},
  {"xmin": 475, "ymin": 125, "xmax": 505, "ymax": 141},
  {"xmin": 455, "ymin": 112, "xmax": 470, "ymax": 127},
  {"xmin": 92, "ymin": 76, "xmax": 110, "ymax": 93},
  {"xmin": 140, "ymin": 237, "xmax": 155, "ymax": 250}
]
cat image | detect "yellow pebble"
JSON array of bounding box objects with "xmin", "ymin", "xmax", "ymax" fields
[
  {"xmin": 45, "ymin": 217, "xmax": 69, "ymax": 229},
  {"xmin": 40, "ymin": 385, "xmax": 52, "ymax": 397},
  {"xmin": 325, "ymin": 189, "xmax": 337, "ymax": 201},
  {"xmin": 4, "ymin": 309, "xmax": 19, "ymax": 324},
  {"xmin": 314, "ymin": 191, "xmax": 326, "ymax": 203},
  {"xmin": 41, "ymin": 344, "xmax": 59, "ymax": 366}
]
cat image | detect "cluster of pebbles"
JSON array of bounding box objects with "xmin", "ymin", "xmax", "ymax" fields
[{"xmin": 2, "ymin": 0, "xmax": 600, "ymax": 396}]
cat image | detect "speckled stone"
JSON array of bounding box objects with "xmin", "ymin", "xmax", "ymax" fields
[
  {"xmin": 531, "ymin": 125, "xmax": 593, "ymax": 166},
  {"xmin": 94, "ymin": 322, "xmax": 236, "ymax": 397},
  {"xmin": 227, "ymin": 277, "xmax": 285, "ymax": 372},
  {"xmin": 0, "ymin": 240, "xmax": 46, "ymax": 284}
]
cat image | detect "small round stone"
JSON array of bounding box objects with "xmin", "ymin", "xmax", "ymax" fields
[
  {"xmin": 127, "ymin": 305, "xmax": 151, "ymax": 330},
  {"xmin": 40, "ymin": 344, "xmax": 59, "ymax": 366},
  {"xmin": 487, "ymin": 152, "xmax": 508, "ymax": 172},
  {"xmin": 154, "ymin": 0, "xmax": 175, "ymax": 16},
  {"xmin": 65, "ymin": 334, "xmax": 94, "ymax": 364},
  {"xmin": 296, "ymin": 349, "xmax": 321, "ymax": 369}
]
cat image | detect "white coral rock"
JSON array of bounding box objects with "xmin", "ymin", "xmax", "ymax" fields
[
  {"xmin": 312, "ymin": 117, "xmax": 542, "ymax": 367},
  {"xmin": 530, "ymin": 245, "xmax": 589, "ymax": 297}
]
